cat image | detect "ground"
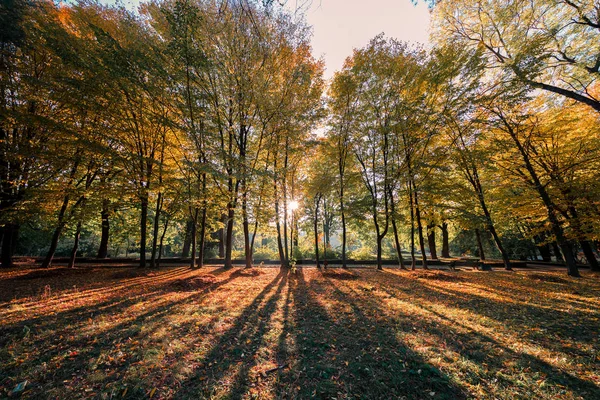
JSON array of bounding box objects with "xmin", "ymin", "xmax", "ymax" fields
[{"xmin": 0, "ymin": 265, "xmax": 599, "ymax": 399}]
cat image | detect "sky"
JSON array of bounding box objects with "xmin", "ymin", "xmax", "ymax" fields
[
  {"xmin": 291, "ymin": 0, "xmax": 431, "ymax": 78},
  {"xmin": 100, "ymin": 0, "xmax": 431, "ymax": 79}
]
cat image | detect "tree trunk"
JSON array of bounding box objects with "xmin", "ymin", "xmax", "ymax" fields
[
  {"xmin": 580, "ymin": 240, "xmax": 599, "ymax": 271},
  {"xmin": 190, "ymin": 207, "xmax": 199, "ymax": 269},
  {"xmin": 427, "ymin": 223, "xmax": 438, "ymax": 260},
  {"xmin": 538, "ymin": 244, "xmax": 552, "ymax": 262},
  {"xmin": 441, "ymin": 222, "xmax": 450, "ymax": 258},
  {"xmin": 157, "ymin": 214, "xmax": 170, "ymax": 268},
  {"xmin": 468, "ymin": 164, "xmax": 511, "ymax": 270},
  {"xmin": 139, "ymin": 195, "xmax": 148, "ymax": 268},
  {"xmin": 97, "ymin": 199, "xmax": 110, "ymax": 259},
  {"xmin": 181, "ymin": 218, "xmax": 193, "ymax": 258},
  {"xmin": 224, "ymin": 204, "xmax": 235, "ymax": 269},
  {"xmin": 242, "ymin": 191, "xmax": 252, "ymax": 269},
  {"xmin": 408, "ymin": 182, "xmax": 416, "ymax": 270},
  {"xmin": 1, "ymin": 224, "xmax": 18, "ymax": 268},
  {"xmin": 340, "ymin": 196, "xmax": 347, "ymax": 269},
  {"xmin": 392, "ymin": 219, "xmax": 406, "ymax": 269},
  {"xmin": 198, "ymin": 207, "xmax": 207, "ymax": 268},
  {"xmin": 41, "ymin": 194, "xmax": 71, "ymax": 269},
  {"xmin": 283, "ymin": 196, "xmax": 289, "ymax": 267},
  {"xmin": 218, "ymin": 214, "xmax": 226, "ymax": 258},
  {"xmin": 412, "ymin": 182, "xmax": 428, "ymax": 270},
  {"xmin": 502, "ymin": 120, "xmax": 578, "ymax": 276},
  {"xmin": 475, "ymin": 228, "xmax": 486, "ymax": 261},
  {"xmin": 376, "ymin": 235, "xmax": 384, "ymax": 271},
  {"xmin": 314, "ymin": 201, "xmax": 321, "ymax": 268},
  {"xmin": 150, "ymin": 192, "xmax": 163, "ymax": 268},
  {"xmin": 68, "ymin": 221, "xmax": 82, "ymax": 268},
  {"xmin": 552, "ymin": 242, "xmax": 564, "ymax": 263},
  {"xmin": 274, "ymin": 181, "xmax": 285, "ymax": 268}
]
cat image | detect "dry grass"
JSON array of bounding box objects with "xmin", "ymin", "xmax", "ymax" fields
[{"xmin": 0, "ymin": 266, "xmax": 599, "ymax": 399}]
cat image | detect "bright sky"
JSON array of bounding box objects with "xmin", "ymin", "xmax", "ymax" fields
[
  {"xmin": 293, "ymin": 0, "xmax": 431, "ymax": 78},
  {"xmin": 101, "ymin": 0, "xmax": 431, "ymax": 79}
]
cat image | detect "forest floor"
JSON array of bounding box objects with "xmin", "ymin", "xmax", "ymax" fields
[{"xmin": 0, "ymin": 266, "xmax": 599, "ymax": 399}]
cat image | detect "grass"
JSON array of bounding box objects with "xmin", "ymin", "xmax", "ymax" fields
[{"xmin": 0, "ymin": 265, "xmax": 599, "ymax": 399}]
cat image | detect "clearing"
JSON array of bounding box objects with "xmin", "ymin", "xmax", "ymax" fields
[{"xmin": 0, "ymin": 266, "xmax": 599, "ymax": 399}]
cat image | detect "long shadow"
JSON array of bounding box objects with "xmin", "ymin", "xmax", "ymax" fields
[
  {"xmin": 382, "ymin": 271, "xmax": 599, "ymax": 346},
  {"xmin": 173, "ymin": 270, "xmax": 288, "ymax": 399},
  {"xmin": 374, "ymin": 272, "xmax": 600, "ymax": 398},
  {"xmin": 275, "ymin": 268, "xmax": 467, "ymax": 399},
  {"xmin": 0, "ymin": 268, "xmax": 243, "ymax": 399},
  {"xmin": 0, "ymin": 268, "xmax": 201, "ymax": 342}
]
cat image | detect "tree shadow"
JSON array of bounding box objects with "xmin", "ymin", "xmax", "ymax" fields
[
  {"xmin": 275, "ymin": 268, "xmax": 468, "ymax": 399},
  {"xmin": 375, "ymin": 271, "xmax": 600, "ymax": 398},
  {"xmin": 0, "ymin": 267, "xmax": 242, "ymax": 398},
  {"xmin": 173, "ymin": 270, "xmax": 288, "ymax": 399}
]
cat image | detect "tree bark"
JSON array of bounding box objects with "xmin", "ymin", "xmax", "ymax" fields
[
  {"xmin": 552, "ymin": 242, "xmax": 564, "ymax": 263},
  {"xmin": 475, "ymin": 228, "xmax": 486, "ymax": 261},
  {"xmin": 408, "ymin": 181, "xmax": 416, "ymax": 270},
  {"xmin": 314, "ymin": 195, "xmax": 321, "ymax": 268},
  {"xmin": 190, "ymin": 207, "xmax": 199, "ymax": 269},
  {"xmin": 41, "ymin": 194, "xmax": 71, "ymax": 269},
  {"xmin": 242, "ymin": 188, "xmax": 252, "ymax": 269},
  {"xmin": 157, "ymin": 214, "xmax": 170, "ymax": 268},
  {"xmin": 441, "ymin": 222, "xmax": 450, "ymax": 258},
  {"xmin": 580, "ymin": 240, "xmax": 599, "ymax": 271},
  {"xmin": 150, "ymin": 192, "xmax": 163, "ymax": 268},
  {"xmin": 224, "ymin": 204, "xmax": 235, "ymax": 269},
  {"xmin": 427, "ymin": 223, "xmax": 438, "ymax": 260},
  {"xmin": 412, "ymin": 181, "xmax": 428, "ymax": 270},
  {"xmin": 68, "ymin": 221, "xmax": 82, "ymax": 268},
  {"xmin": 139, "ymin": 195, "xmax": 148, "ymax": 268},
  {"xmin": 97, "ymin": 199, "xmax": 110, "ymax": 258},
  {"xmin": 340, "ymin": 195, "xmax": 347, "ymax": 269},
  {"xmin": 1, "ymin": 224, "xmax": 19, "ymax": 268},
  {"xmin": 392, "ymin": 219, "xmax": 406, "ymax": 269},
  {"xmin": 181, "ymin": 218, "xmax": 193, "ymax": 258},
  {"xmin": 198, "ymin": 207, "xmax": 207, "ymax": 268}
]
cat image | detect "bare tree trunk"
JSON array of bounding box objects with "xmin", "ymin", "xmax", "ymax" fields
[
  {"xmin": 475, "ymin": 228, "xmax": 486, "ymax": 261},
  {"xmin": 242, "ymin": 188, "xmax": 252, "ymax": 269},
  {"xmin": 139, "ymin": 195, "xmax": 149, "ymax": 268},
  {"xmin": 581, "ymin": 240, "xmax": 599, "ymax": 271},
  {"xmin": 427, "ymin": 223, "xmax": 438, "ymax": 260},
  {"xmin": 274, "ymin": 174, "xmax": 285, "ymax": 268},
  {"xmin": 68, "ymin": 221, "xmax": 82, "ymax": 268},
  {"xmin": 181, "ymin": 218, "xmax": 192, "ymax": 258},
  {"xmin": 41, "ymin": 195, "xmax": 71, "ymax": 269},
  {"xmin": 412, "ymin": 181, "xmax": 428, "ymax": 270},
  {"xmin": 218, "ymin": 214, "xmax": 226, "ymax": 258},
  {"xmin": 150, "ymin": 192, "xmax": 163, "ymax": 268},
  {"xmin": 392, "ymin": 219, "xmax": 406, "ymax": 269},
  {"xmin": 408, "ymin": 181, "xmax": 416, "ymax": 270},
  {"xmin": 224, "ymin": 203, "xmax": 235, "ymax": 269},
  {"xmin": 157, "ymin": 214, "xmax": 170, "ymax": 268},
  {"xmin": 190, "ymin": 207, "xmax": 199, "ymax": 269},
  {"xmin": 441, "ymin": 222, "xmax": 450, "ymax": 258},
  {"xmin": 340, "ymin": 195, "xmax": 347, "ymax": 269},
  {"xmin": 552, "ymin": 242, "xmax": 564, "ymax": 263},
  {"xmin": 97, "ymin": 199, "xmax": 110, "ymax": 259},
  {"xmin": 1, "ymin": 224, "xmax": 18, "ymax": 268},
  {"xmin": 314, "ymin": 195, "xmax": 321, "ymax": 268},
  {"xmin": 197, "ymin": 207, "xmax": 207, "ymax": 268}
]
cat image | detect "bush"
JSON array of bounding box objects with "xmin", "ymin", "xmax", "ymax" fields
[
  {"xmin": 348, "ymin": 246, "xmax": 376, "ymax": 260},
  {"xmin": 252, "ymin": 246, "xmax": 279, "ymax": 261}
]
